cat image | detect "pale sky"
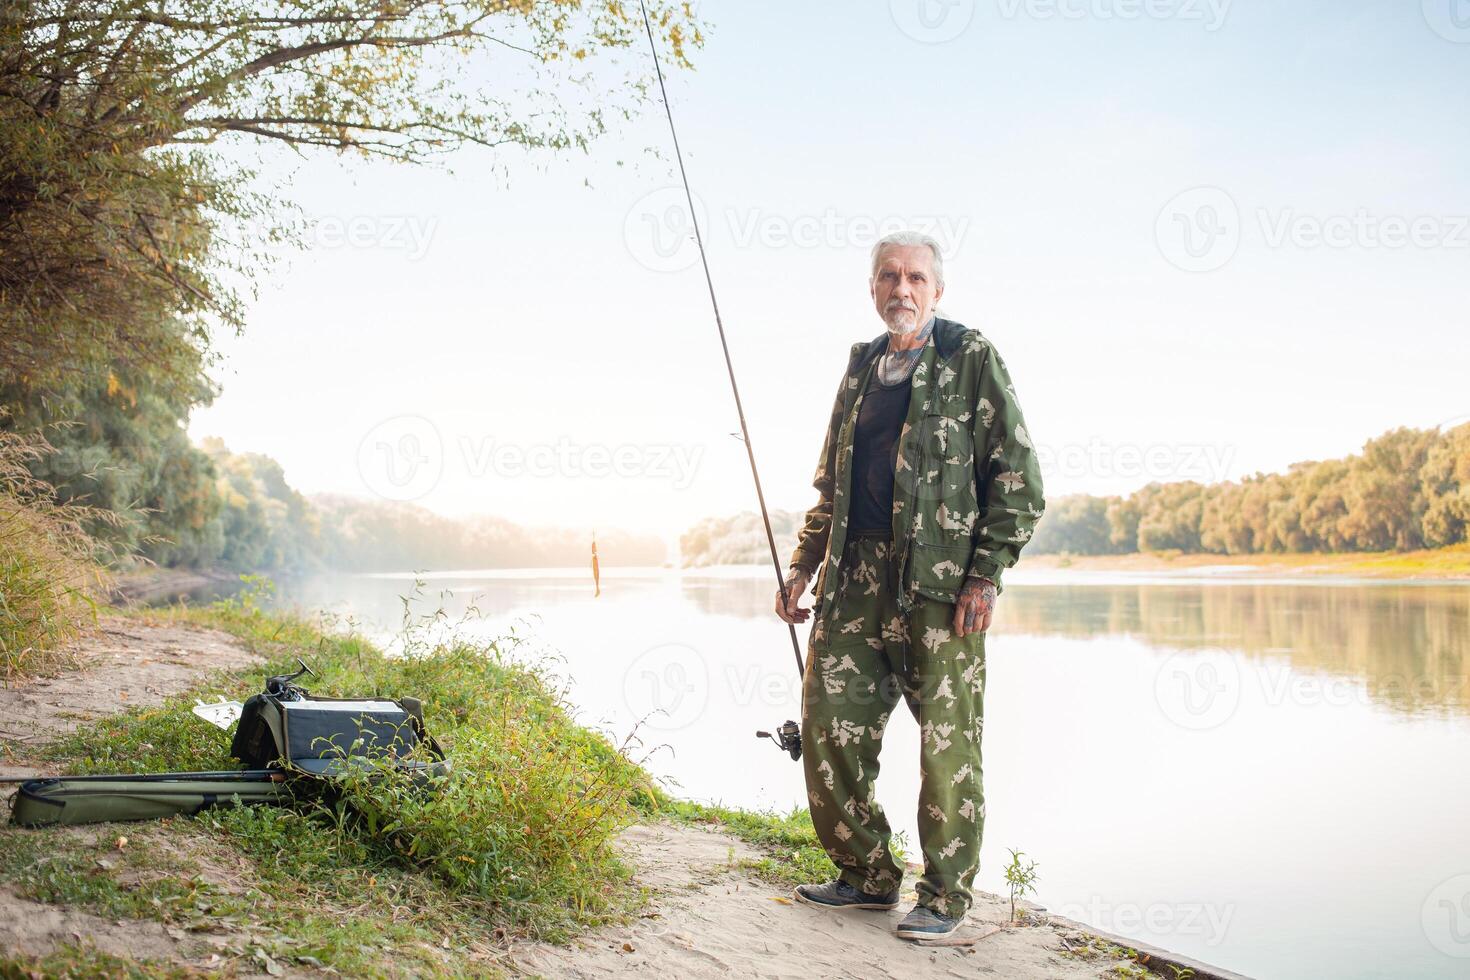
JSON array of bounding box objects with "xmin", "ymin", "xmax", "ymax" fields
[{"xmin": 189, "ymin": 0, "xmax": 1470, "ymax": 548}]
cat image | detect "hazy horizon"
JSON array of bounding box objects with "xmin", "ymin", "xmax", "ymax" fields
[{"xmin": 189, "ymin": 0, "xmax": 1470, "ymax": 537}]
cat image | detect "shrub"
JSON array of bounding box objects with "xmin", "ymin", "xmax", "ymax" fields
[{"xmin": 0, "ymin": 420, "xmax": 116, "ymax": 680}]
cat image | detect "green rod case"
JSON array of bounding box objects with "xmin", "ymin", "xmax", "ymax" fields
[
  {"xmin": 9, "ymin": 770, "xmax": 292, "ymax": 828},
  {"xmin": 6, "ymin": 660, "xmax": 449, "ymax": 828}
]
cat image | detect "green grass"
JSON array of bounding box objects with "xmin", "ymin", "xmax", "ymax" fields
[
  {"xmin": 643, "ymin": 795, "xmax": 837, "ymax": 886},
  {"xmin": 0, "ymin": 945, "xmax": 202, "ymax": 979},
  {"xmin": 2, "ymin": 578, "xmax": 657, "ymax": 976}
]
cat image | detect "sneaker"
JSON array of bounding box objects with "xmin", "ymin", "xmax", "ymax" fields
[
  {"xmin": 895, "ymin": 904, "xmax": 963, "ymax": 941},
  {"xmin": 793, "ymin": 879, "xmax": 900, "ymax": 911}
]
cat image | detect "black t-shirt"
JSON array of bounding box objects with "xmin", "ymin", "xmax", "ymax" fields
[{"xmin": 848, "ymin": 370, "xmax": 913, "ymax": 533}]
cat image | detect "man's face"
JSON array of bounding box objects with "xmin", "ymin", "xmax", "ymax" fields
[{"xmin": 870, "ymin": 245, "xmax": 944, "ymax": 335}]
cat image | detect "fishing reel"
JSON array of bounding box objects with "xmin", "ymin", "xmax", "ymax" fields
[
  {"xmin": 756, "ymin": 720, "xmax": 802, "ymax": 762},
  {"xmin": 264, "ymin": 658, "xmax": 315, "ymax": 702}
]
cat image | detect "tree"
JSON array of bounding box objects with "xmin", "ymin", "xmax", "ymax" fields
[
  {"xmin": 2, "ymin": 0, "xmax": 703, "ymax": 404},
  {"xmin": 1421, "ymin": 423, "xmax": 1470, "ymax": 548},
  {"xmin": 1027, "ymin": 494, "xmax": 1121, "ymax": 555},
  {"xmin": 1335, "ymin": 427, "xmax": 1436, "ymax": 551},
  {"xmin": 1135, "ymin": 481, "xmax": 1206, "ymax": 552},
  {"xmin": 2, "ymin": 0, "xmax": 702, "ymax": 571}
]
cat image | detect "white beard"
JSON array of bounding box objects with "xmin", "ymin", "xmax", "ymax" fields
[{"xmin": 884, "ymin": 307, "xmax": 921, "ymax": 334}]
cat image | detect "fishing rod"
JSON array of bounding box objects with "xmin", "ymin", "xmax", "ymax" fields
[{"xmin": 636, "ymin": 1, "xmax": 804, "ymax": 761}]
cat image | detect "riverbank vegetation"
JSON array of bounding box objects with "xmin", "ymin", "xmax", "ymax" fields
[
  {"xmin": 2, "ymin": 586, "xmax": 656, "ymax": 974},
  {"xmin": 1031, "ymin": 423, "xmax": 1470, "ymax": 557},
  {"xmin": 0, "ymin": 422, "xmax": 113, "ymax": 680},
  {"xmin": 681, "ymin": 423, "xmax": 1470, "ymax": 570}
]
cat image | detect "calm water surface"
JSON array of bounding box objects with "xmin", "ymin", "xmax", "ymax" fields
[{"xmin": 234, "ymin": 566, "xmax": 1469, "ymax": 980}]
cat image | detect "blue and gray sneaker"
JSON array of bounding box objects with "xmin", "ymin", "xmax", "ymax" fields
[
  {"xmin": 895, "ymin": 904, "xmax": 963, "ymax": 941},
  {"xmin": 793, "ymin": 878, "xmax": 900, "ymax": 911}
]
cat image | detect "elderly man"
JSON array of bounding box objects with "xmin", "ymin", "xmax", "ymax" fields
[{"xmin": 775, "ymin": 231, "xmax": 1045, "ymax": 941}]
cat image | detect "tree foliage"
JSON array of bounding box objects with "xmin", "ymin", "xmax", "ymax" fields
[
  {"xmin": 1029, "ymin": 424, "xmax": 1470, "ymax": 556},
  {"xmin": 1, "ymin": 0, "xmax": 702, "ymax": 571},
  {"xmin": 3, "ymin": 0, "xmax": 701, "ymax": 402}
]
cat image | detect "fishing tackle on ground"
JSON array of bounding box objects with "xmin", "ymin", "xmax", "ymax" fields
[{"xmin": 5, "ymin": 661, "xmax": 448, "ymax": 827}]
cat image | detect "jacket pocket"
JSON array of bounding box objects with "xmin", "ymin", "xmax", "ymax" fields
[{"xmin": 906, "ymin": 541, "xmax": 972, "ymax": 604}]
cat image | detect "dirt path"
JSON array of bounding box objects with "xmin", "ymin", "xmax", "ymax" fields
[
  {"xmin": 0, "ymin": 615, "xmax": 282, "ymax": 975},
  {"xmin": 511, "ymin": 823, "xmax": 1123, "ymax": 979},
  {"xmin": 0, "ymin": 614, "xmax": 262, "ymax": 773}
]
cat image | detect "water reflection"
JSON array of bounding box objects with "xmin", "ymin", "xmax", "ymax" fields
[
  {"xmin": 1003, "ymin": 584, "xmax": 1470, "ymax": 716},
  {"xmin": 680, "ymin": 576, "xmax": 1470, "ymax": 717}
]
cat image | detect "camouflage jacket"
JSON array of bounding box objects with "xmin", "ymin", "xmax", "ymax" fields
[{"xmin": 789, "ymin": 317, "xmax": 1045, "ymax": 616}]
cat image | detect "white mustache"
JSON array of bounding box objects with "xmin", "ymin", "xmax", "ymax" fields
[{"xmin": 885, "ymin": 300, "xmax": 918, "ymax": 314}]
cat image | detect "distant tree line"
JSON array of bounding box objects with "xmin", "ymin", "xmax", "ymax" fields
[
  {"xmin": 1029, "ymin": 424, "xmax": 1470, "ymax": 556},
  {"xmin": 17, "ymin": 420, "xmax": 666, "ymax": 573},
  {"xmin": 680, "ymin": 424, "xmax": 1470, "ymax": 566},
  {"xmin": 312, "ymin": 495, "xmax": 666, "ymax": 572},
  {"xmin": 680, "ymin": 511, "xmax": 802, "ymax": 568}
]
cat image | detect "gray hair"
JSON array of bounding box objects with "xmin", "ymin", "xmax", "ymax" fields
[{"xmin": 869, "ymin": 231, "xmax": 945, "ymax": 288}]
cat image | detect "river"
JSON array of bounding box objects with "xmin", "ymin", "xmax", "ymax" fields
[{"xmin": 223, "ymin": 565, "xmax": 1469, "ymax": 980}]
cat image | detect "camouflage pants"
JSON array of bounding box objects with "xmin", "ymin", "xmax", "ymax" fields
[{"xmin": 801, "ymin": 533, "xmax": 986, "ymax": 919}]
